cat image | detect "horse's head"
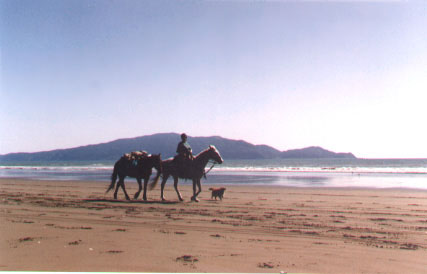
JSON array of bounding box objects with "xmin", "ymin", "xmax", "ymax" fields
[{"xmin": 208, "ymin": 145, "xmax": 223, "ymax": 164}]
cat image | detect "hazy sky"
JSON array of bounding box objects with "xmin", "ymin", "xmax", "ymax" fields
[{"xmin": 1, "ymin": 0, "xmax": 426, "ymax": 158}]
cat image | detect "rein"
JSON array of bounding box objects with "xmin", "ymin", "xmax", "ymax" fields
[{"xmin": 203, "ymin": 160, "xmax": 217, "ymax": 179}]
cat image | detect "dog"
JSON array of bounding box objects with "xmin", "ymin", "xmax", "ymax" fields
[{"xmin": 209, "ymin": 187, "xmax": 226, "ymax": 200}]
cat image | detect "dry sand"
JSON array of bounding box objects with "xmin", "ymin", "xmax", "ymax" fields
[{"xmin": 1, "ymin": 178, "xmax": 427, "ymax": 273}]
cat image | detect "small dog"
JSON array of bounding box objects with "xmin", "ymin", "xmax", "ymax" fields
[{"xmin": 209, "ymin": 187, "xmax": 226, "ymax": 200}]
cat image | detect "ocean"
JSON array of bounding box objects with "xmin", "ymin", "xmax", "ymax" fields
[{"xmin": 1, "ymin": 158, "xmax": 427, "ymax": 190}]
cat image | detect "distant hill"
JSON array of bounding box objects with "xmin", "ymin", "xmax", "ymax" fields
[
  {"xmin": 280, "ymin": 146, "xmax": 356, "ymax": 159},
  {"xmin": 0, "ymin": 133, "xmax": 356, "ymax": 162}
]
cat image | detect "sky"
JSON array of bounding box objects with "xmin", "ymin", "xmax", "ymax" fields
[{"xmin": 1, "ymin": 0, "xmax": 426, "ymax": 158}]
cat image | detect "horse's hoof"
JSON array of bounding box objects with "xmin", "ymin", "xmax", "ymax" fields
[{"xmin": 190, "ymin": 196, "xmax": 199, "ymax": 202}]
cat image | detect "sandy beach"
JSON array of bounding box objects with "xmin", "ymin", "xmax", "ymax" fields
[{"xmin": 1, "ymin": 178, "xmax": 426, "ymax": 273}]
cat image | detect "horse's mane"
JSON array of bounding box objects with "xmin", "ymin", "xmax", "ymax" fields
[{"xmin": 194, "ymin": 145, "xmax": 218, "ymax": 158}]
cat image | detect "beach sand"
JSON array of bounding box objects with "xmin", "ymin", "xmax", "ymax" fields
[{"xmin": 1, "ymin": 178, "xmax": 426, "ymax": 273}]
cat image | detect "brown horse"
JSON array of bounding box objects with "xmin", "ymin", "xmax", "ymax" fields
[
  {"xmin": 106, "ymin": 154, "xmax": 162, "ymax": 201},
  {"xmin": 150, "ymin": 145, "xmax": 223, "ymax": 202}
]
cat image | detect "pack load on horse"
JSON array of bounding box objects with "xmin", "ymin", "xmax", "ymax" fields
[
  {"xmin": 106, "ymin": 151, "xmax": 162, "ymax": 201},
  {"xmin": 150, "ymin": 133, "xmax": 224, "ymax": 202},
  {"xmin": 122, "ymin": 150, "xmax": 148, "ymax": 166}
]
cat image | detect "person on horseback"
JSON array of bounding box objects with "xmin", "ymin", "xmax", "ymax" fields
[
  {"xmin": 177, "ymin": 133, "xmax": 193, "ymax": 159},
  {"xmin": 175, "ymin": 133, "xmax": 193, "ymax": 176}
]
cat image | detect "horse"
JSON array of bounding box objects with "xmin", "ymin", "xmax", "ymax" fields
[
  {"xmin": 106, "ymin": 154, "xmax": 162, "ymax": 201},
  {"xmin": 150, "ymin": 145, "xmax": 223, "ymax": 202}
]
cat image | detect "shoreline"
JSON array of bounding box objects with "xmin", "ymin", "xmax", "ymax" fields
[
  {"xmin": 2, "ymin": 176, "xmax": 427, "ymax": 192},
  {"xmin": 1, "ymin": 178, "xmax": 427, "ymax": 273}
]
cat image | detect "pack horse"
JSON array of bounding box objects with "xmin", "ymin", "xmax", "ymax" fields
[{"xmin": 106, "ymin": 153, "xmax": 162, "ymax": 201}]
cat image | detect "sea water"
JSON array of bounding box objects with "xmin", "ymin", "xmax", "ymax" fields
[{"xmin": 1, "ymin": 158, "xmax": 427, "ymax": 189}]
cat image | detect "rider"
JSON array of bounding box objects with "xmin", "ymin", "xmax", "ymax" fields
[{"xmin": 175, "ymin": 133, "xmax": 193, "ymax": 176}]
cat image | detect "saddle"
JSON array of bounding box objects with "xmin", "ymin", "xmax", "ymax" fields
[{"xmin": 173, "ymin": 154, "xmax": 193, "ymax": 177}]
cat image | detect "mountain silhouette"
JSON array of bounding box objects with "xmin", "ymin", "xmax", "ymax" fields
[{"xmin": 0, "ymin": 133, "xmax": 356, "ymax": 161}]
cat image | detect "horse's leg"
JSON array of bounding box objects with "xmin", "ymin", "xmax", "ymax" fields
[
  {"xmin": 196, "ymin": 179, "xmax": 202, "ymax": 197},
  {"xmin": 160, "ymin": 174, "xmax": 169, "ymax": 201},
  {"xmin": 173, "ymin": 176, "xmax": 183, "ymax": 202},
  {"xmin": 114, "ymin": 175, "xmax": 123, "ymax": 199},
  {"xmin": 120, "ymin": 178, "xmax": 130, "ymax": 201},
  {"xmin": 142, "ymin": 177, "xmax": 148, "ymax": 201},
  {"xmin": 114, "ymin": 183, "xmax": 119, "ymax": 200},
  {"xmin": 134, "ymin": 178, "xmax": 142, "ymax": 200},
  {"xmin": 191, "ymin": 178, "xmax": 199, "ymax": 202},
  {"xmin": 194, "ymin": 179, "xmax": 202, "ymax": 201}
]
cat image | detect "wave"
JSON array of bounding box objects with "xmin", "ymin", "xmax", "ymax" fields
[
  {"xmin": 0, "ymin": 165, "xmax": 113, "ymax": 171},
  {"xmin": 2, "ymin": 165, "xmax": 427, "ymax": 175},
  {"xmin": 213, "ymin": 166, "xmax": 427, "ymax": 174}
]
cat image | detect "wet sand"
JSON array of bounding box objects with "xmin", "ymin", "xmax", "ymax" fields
[{"xmin": 1, "ymin": 178, "xmax": 426, "ymax": 273}]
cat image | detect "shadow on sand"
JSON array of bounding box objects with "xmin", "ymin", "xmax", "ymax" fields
[{"xmin": 83, "ymin": 198, "xmax": 180, "ymax": 205}]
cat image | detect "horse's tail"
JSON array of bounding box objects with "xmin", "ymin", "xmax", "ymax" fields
[
  {"xmin": 106, "ymin": 161, "xmax": 119, "ymax": 193},
  {"xmin": 149, "ymin": 170, "xmax": 161, "ymax": 190}
]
